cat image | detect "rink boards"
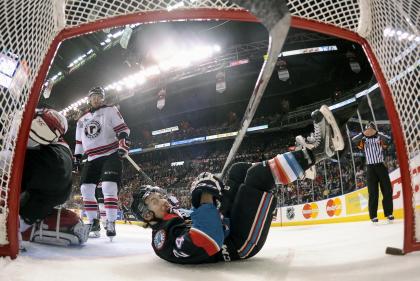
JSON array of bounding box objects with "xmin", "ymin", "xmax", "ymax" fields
[{"xmin": 273, "ymin": 154, "xmax": 420, "ymax": 226}]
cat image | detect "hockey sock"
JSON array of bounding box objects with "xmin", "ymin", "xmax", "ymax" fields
[
  {"xmin": 81, "ymin": 183, "xmax": 98, "ymax": 223},
  {"xmin": 267, "ymin": 151, "xmax": 305, "ymax": 185},
  {"xmin": 102, "ymin": 181, "xmax": 118, "ymax": 222},
  {"xmin": 98, "ymin": 203, "xmax": 106, "ymax": 223}
]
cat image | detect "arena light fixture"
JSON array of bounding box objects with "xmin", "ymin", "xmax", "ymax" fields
[
  {"xmin": 60, "ymin": 42, "xmax": 222, "ymax": 114},
  {"xmin": 103, "ymin": 43, "xmax": 221, "ymax": 92}
]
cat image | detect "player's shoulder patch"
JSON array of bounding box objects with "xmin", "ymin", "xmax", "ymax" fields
[{"xmin": 153, "ymin": 229, "xmax": 166, "ymax": 250}]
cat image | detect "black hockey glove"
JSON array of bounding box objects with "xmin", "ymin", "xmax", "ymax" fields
[
  {"xmin": 117, "ymin": 132, "xmax": 131, "ymax": 158},
  {"xmin": 73, "ymin": 154, "xmax": 82, "ymax": 173},
  {"xmin": 190, "ymin": 172, "xmax": 223, "ymax": 209}
]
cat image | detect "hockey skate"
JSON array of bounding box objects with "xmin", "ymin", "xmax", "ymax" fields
[
  {"xmin": 309, "ymin": 105, "xmax": 344, "ymax": 164},
  {"xmin": 106, "ymin": 220, "xmax": 116, "ymax": 242},
  {"xmin": 88, "ymin": 218, "xmax": 101, "ymax": 238},
  {"xmin": 371, "ymin": 217, "xmax": 379, "ymax": 225},
  {"xmin": 294, "ymin": 135, "xmax": 316, "ymax": 179},
  {"xmin": 387, "ymin": 215, "xmax": 395, "ymax": 224}
]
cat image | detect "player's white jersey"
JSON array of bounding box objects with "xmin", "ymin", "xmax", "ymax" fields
[{"xmin": 75, "ymin": 106, "xmax": 129, "ymax": 161}]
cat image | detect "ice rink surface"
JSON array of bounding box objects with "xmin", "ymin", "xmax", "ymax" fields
[{"xmin": 1, "ymin": 220, "xmax": 420, "ymax": 281}]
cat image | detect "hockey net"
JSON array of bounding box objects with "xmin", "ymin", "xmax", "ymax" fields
[{"xmin": 0, "ymin": 0, "xmax": 418, "ymax": 258}]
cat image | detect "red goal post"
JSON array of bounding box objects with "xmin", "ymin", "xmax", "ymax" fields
[{"xmin": 0, "ymin": 0, "xmax": 418, "ymax": 259}]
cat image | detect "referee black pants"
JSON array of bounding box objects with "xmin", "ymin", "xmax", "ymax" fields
[{"xmin": 366, "ymin": 163, "xmax": 393, "ymax": 219}]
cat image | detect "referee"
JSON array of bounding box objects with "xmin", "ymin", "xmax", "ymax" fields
[{"xmin": 352, "ymin": 122, "xmax": 394, "ymax": 223}]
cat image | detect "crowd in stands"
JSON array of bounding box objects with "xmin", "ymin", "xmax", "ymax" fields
[
  {"xmin": 65, "ymin": 122, "xmax": 398, "ymax": 211},
  {"xmin": 130, "ymin": 99, "xmax": 328, "ymax": 149}
]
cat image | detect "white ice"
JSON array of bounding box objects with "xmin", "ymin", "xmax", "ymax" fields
[{"xmin": 1, "ymin": 220, "xmax": 420, "ymax": 281}]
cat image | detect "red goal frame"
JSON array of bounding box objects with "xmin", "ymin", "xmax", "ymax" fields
[{"xmin": 1, "ymin": 8, "xmax": 417, "ymax": 259}]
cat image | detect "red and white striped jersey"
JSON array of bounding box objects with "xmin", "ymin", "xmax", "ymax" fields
[{"xmin": 75, "ymin": 106, "xmax": 130, "ymax": 161}]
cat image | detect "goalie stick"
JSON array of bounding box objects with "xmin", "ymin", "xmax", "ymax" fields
[
  {"xmin": 221, "ymin": 0, "xmax": 291, "ymax": 177},
  {"xmin": 125, "ymin": 155, "xmax": 155, "ymax": 186}
]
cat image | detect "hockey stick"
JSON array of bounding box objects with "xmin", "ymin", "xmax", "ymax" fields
[
  {"xmin": 221, "ymin": 0, "xmax": 291, "ymax": 177},
  {"xmin": 125, "ymin": 155, "xmax": 155, "ymax": 186}
]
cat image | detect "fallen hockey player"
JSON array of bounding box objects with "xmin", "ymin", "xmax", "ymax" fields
[{"xmin": 130, "ymin": 105, "xmax": 344, "ymax": 264}]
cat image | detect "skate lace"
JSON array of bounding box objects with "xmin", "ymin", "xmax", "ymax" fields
[{"xmin": 313, "ymin": 122, "xmax": 322, "ymax": 147}]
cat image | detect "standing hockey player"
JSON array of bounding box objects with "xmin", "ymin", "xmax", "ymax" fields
[
  {"xmin": 131, "ymin": 105, "xmax": 344, "ymax": 264},
  {"xmin": 17, "ymin": 109, "xmax": 89, "ymax": 248},
  {"xmin": 74, "ymin": 87, "xmax": 130, "ymax": 240}
]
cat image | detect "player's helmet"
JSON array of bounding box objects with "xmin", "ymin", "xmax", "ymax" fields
[
  {"xmin": 29, "ymin": 108, "xmax": 68, "ymax": 145},
  {"xmin": 131, "ymin": 185, "xmax": 167, "ymax": 222},
  {"xmin": 88, "ymin": 86, "xmax": 105, "ymax": 99}
]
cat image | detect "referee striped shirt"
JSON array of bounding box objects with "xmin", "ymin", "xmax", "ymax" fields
[{"xmin": 353, "ymin": 132, "xmax": 391, "ymax": 165}]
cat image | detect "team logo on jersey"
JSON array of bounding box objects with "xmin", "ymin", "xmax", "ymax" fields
[
  {"xmin": 84, "ymin": 120, "xmax": 102, "ymax": 139},
  {"xmin": 175, "ymin": 236, "xmax": 184, "ymax": 249},
  {"xmin": 153, "ymin": 230, "xmax": 166, "ymax": 250}
]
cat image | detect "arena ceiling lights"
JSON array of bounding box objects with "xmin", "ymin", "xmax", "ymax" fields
[
  {"xmin": 103, "ymin": 43, "xmax": 221, "ymax": 92},
  {"xmin": 59, "ymin": 44, "xmax": 336, "ymax": 116},
  {"xmin": 59, "ymin": 43, "xmax": 221, "ymax": 115},
  {"xmin": 61, "ymin": 97, "xmax": 89, "ymax": 115}
]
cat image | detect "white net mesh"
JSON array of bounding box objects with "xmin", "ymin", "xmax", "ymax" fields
[
  {"xmin": 65, "ymin": 0, "xmax": 239, "ymax": 27},
  {"xmin": 287, "ymin": 0, "xmax": 420, "ymax": 243},
  {"xmin": 287, "ymin": 0, "xmax": 361, "ymax": 31},
  {"xmin": 363, "ymin": 0, "xmax": 419, "ymax": 242},
  {"xmin": 0, "ymin": 0, "xmax": 239, "ymax": 249},
  {"xmin": 0, "ymin": 0, "xmax": 419, "ymax": 252}
]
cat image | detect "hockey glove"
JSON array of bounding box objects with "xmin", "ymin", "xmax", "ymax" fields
[
  {"xmin": 190, "ymin": 172, "xmax": 223, "ymax": 209},
  {"xmin": 73, "ymin": 154, "xmax": 82, "ymax": 173},
  {"xmin": 117, "ymin": 132, "xmax": 131, "ymax": 158}
]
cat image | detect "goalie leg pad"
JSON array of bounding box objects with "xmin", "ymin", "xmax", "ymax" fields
[
  {"xmin": 31, "ymin": 227, "xmax": 85, "ymax": 247},
  {"xmin": 23, "ymin": 208, "xmax": 90, "ymax": 246}
]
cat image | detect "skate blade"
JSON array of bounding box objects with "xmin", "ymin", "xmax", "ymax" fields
[
  {"xmin": 89, "ymin": 232, "xmax": 101, "ymax": 238},
  {"xmin": 320, "ymin": 105, "xmax": 344, "ymax": 151},
  {"xmin": 325, "ymin": 126, "xmax": 335, "ymax": 157}
]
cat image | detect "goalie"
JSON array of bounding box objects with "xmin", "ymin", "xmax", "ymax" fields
[
  {"xmin": 18, "ymin": 108, "xmax": 89, "ymax": 249},
  {"xmin": 131, "ymin": 105, "xmax": 344, "ymax": 264}
]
